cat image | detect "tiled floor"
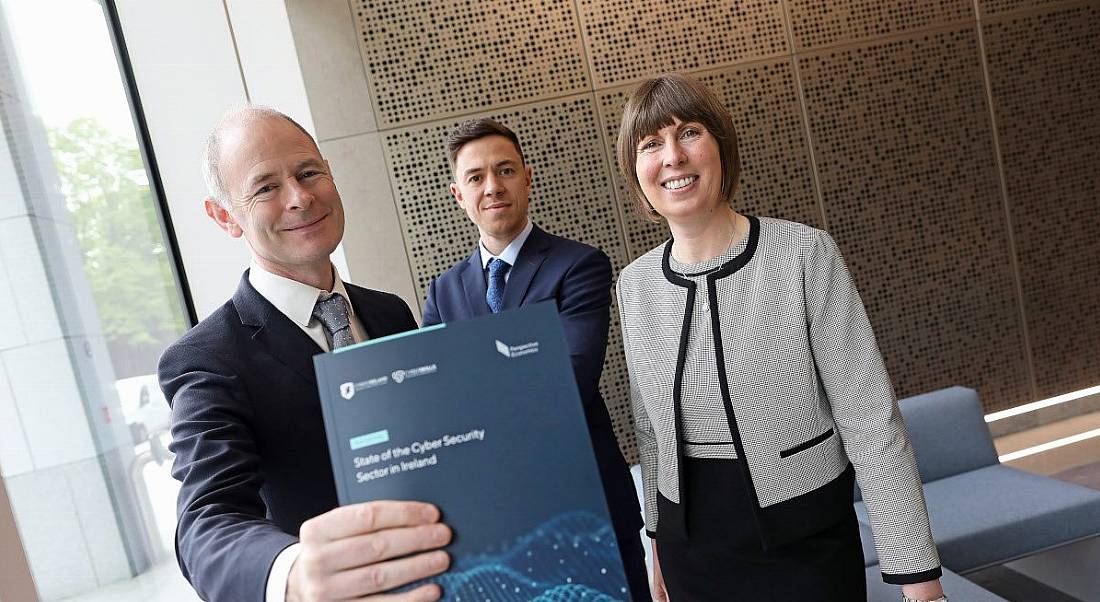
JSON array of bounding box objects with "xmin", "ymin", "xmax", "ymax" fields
[
  {"xmin": 967, "ymin": 565, "xmax": 1083, "ymax": 602},
  {"xmin": 58, "ymin": 560, "xmax": 198, "ymax": 602},
  {"xmin": 977, "ymin": 409, "xmax": 1100, "ymax": 602}
]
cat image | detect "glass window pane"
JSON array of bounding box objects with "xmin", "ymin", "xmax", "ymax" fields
[{"xmin": 0, "ymin": 0, "xmax": 194, "ymax": 599}]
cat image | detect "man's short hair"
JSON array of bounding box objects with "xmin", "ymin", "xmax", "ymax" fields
[
  {"xmin": 445, "ymin": 118, "xmax": 525, "ymax": 172},
  {"xmin": 201, "ymin": 105, "xmax": 317, "ymax": 208}
]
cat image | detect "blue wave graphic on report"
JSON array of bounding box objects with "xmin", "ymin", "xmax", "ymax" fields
[{"xmin": 430, "ymin": 511, "xmax": 628, "ymax": 601}]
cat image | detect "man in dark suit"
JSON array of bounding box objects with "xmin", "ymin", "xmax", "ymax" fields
[
  {"xmin": 422, "ymin": 118, "xmax": 649, "ymax": 601},
  {"xmin": 160, "ymin": 107, "xmax": 452, "ymax": 602}
]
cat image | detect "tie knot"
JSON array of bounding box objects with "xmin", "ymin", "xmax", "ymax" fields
[
  {"xmin": 487, "ymin": 257, "xmax": 511, "ymax": 278},
  {"xmin": 313, "ymin": 294, "xmax": 351, "ymax": 340}
]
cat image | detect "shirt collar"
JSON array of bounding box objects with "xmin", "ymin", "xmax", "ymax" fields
[
  {"xmin": 479, "ymin": 219, "xmax": 533, "ymax": 269},
  {"xmin": 248, "ymin": 261, "xmax": 356, "ymax": 329}
]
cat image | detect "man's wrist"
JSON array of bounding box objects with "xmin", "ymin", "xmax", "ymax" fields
[{"xmin": 267, "ymin": 542, "xmax": 302, "ymax": 602}]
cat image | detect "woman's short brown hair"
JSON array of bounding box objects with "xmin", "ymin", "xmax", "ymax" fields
[{"xmin": 616, "ymin": 73, "xmax": 741, "ymax": 222}]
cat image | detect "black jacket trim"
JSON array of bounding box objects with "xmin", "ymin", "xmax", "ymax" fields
[
  {"xmin": 705, "ymin": 233, "xmax": 767, "ymax": 539},
  {"xmin": 662, "ymin": 279, "xmax": 695, "ymax": 540},
  {"xmin": 655, "ymin": 491, "xmax": 686, "ymax": 542},
  {"xmin": 655, "ymin": 215, "xmax": 772, "ymax": 543},
  {"xmin": 779, "ymin": 427, "xmax": 835, "ymax": 458},
  {"xmin": 881, "ymin": 566, "xmax": 943, "ymax": 585},
  {"xmin": 660, "ymin": 215, "xmax": 760, "ymax": 285}
]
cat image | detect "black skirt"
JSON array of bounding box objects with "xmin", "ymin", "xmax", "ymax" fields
[{"xmin": 655, "ymin": 457, "xmax": 866, "ymax": 601}]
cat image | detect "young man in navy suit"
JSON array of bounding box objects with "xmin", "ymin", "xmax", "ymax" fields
[
  {"xmin": 422, "ymin": 119, "xmax": 649, "ymax": 601},
  {"xmin": 160, "ymin": 107, "xmax": 452, "ymax": 602}
]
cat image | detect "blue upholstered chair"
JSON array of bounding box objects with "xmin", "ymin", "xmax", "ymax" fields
[{"xmin": 857, "ymin": 386, "xmax": 1100, "ymax": 599}]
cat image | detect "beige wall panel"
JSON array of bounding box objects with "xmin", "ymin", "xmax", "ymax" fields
[
  {"xmin": 984, "ymin": 3, "xmax": 1100, "ymax": 399},
  {"xmin": 596, "ymin": 58, "xmax": 823, "ymax": 260},
  {"xmin": 787, "ymin": 0, "xmax": 974, "ymax": 50},
  {"xmin": 979, "ymin": 0, "xmax": 1080, "ymax": 16},
  {"xmin": 320, "ymin": 133, "xmax": 420, "ymax": 316},
  {"xmin": 382, "ymin": 95, "xmax": 639, "ymax": 460},
  {"xmin": 286, "ymin": 0, "xmax": 378, "ymax": 140},
  {"xmin": 576, "ymin": 0, "xmax": 789, "ymax": 89},
  {"xmin": 799, "ymin": 27, "xmax": 1031, "ymax": 412},
  {"xmin": 352, "ymin": 0, "xmax": 590, "ymax": 128}
]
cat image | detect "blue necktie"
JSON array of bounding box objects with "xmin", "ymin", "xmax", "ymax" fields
[{"xmin": 486, "ymin": 258, "xmax": 511, "ymax": 313}]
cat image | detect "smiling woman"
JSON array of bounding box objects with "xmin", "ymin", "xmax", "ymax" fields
[{"xmin": 614, "ymin": 74, "xmax": 947, "ymax": 602}]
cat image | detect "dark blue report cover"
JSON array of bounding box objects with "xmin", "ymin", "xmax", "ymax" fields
[{"xmin": 313, "ymin": 302, "xmax": 629, "ymax": 601}]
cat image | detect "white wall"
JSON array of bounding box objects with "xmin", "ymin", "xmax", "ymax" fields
[
  {"xmin": 114, "ymin": 0, "xmax": 249, "ymax": 319},
  {"xmin": 116, "ymin": 0, "xmax": 352, "ymax": 320}
]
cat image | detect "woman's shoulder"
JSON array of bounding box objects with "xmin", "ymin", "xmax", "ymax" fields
[
  {"xmin": 756, "ymin": 215, "xmax": 824, "ymax": 245},
  {"xmin": 619, "ymin": 239, "xmax": 668, "ymax": 283},
  {"xmin": 755, "ymin": 215, "xmax": 840, "ymax": 258}
]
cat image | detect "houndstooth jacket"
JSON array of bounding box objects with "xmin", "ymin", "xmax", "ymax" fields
[{"xmin": 616, "ymin": 215, "xmax": 942, "ymax": 584}]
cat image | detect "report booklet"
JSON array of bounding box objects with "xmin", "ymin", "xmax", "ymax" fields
[{"xmin": 313, "ymin": 302, "xmax": 630, "ymax": 601}]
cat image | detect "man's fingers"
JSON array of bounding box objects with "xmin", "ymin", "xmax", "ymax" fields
[
  {"xmin": 326, "ymin": 550, "xmax": 450, "ymax": 599},
  {"xmin": 301, "ymin": 501, "xmax": 440, "ymax": 542},
  {"xmin": 320, "ymin": 523, "xmax": 452, "ymax": 572},
  {"xmin": 351, "ymin": 583, "xmax": 443, "ymax": 602}
]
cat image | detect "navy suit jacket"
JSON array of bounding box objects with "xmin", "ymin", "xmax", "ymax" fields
[
  {"xmin": 421, "ymin": 225, "xmax": 643, "ymax": 540},
  {"xmin": 159, "ymin": 272, "xmax": 417, "ymax": 601}
]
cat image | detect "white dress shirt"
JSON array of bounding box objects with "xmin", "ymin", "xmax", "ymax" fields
[
  {"xmin": 248, "ymin": 261, "xmax": 367, "ymax": 351},
  {"xmin": 478, "ymin": 219, "xmax": 533, "ymax": 283},
  {"xmin": 247, "ymin": 261, "xmax": 366, "ymax": 602}
]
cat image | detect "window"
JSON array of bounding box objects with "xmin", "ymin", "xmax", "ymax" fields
[{"xmin": 0, "ymin": 0, "xmax": 194, "ymax": 599}]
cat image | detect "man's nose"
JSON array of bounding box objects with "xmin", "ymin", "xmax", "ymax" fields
[
  {"xmin": 285, "ymin": 178, "xmax": 314, "ymax": 209},
  {"xmin": 483, "ymin": 173, "xmax": 502, "ymax": 196}
]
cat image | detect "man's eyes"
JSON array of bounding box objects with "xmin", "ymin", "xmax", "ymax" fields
[{"xmin": 499, "ymin": 167, "xmax": 515, "ymax": 176}]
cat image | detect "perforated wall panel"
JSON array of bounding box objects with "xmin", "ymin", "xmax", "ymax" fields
[
  {"xmin": 576, "ymin": 0, "xmax": 789, "ymax": 88},
  {"xmin": 980, "ymin": 0, "xmax": 1073, "ymax": 16},
  {"xmin": 382, "ymin": 95, "xmax": 640, "ymax": 460},
  {"xmin": 787, "ymin": 0, "xmax": 974, "ymax": 50},
  {"xmin": 337, "ymin": 0, "xmax": 1100, "ymax": 452},
  {"xmin": 353, "ymin": 0, "xmax": 590, "ymax": 127},
  {"xmin": 596, "ymin": 59, "xmax": 824, "ymax": 260},
  {"xmin": 798, "ymin": 27, "xmax": 1031, "ymax": 412},
  {"xmin": 984, "ymin": 3, "xmax": 1100, "ymax": 399}
]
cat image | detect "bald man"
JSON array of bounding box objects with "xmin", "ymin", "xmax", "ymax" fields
[{"xmin": 160, "ymin": 107, "xmax": 451, "ymax": 602}]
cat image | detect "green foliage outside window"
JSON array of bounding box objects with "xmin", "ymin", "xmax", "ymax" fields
[{"xmin": 47, "ymin": 117, "xmax": 186, "ymax": 376}]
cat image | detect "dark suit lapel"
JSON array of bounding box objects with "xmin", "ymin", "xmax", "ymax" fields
[
  {"xmin": 232, "ymin": 272, "xmax": 322, "ymax": 387},
  {"xmin": 459, "ymin": 248, "xmax": 491, "ymax": 317},
  {"xmin": 344, "ymin": 285, "xmax": 385, "ymax": 339},
  {"xmin": 502, "ymin": 225, "xmax": 550, "ymax": 310}
]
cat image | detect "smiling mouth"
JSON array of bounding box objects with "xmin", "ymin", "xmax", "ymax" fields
[
  {"xmin": 662, "ymin": 176, "xmax": 698, "ymax": 190},
  {"xmin": 284, "ymin": 213, "xmax": 327, "ymax": 231}
]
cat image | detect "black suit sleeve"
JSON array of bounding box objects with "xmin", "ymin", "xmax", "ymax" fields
[
  {"xmin": 160, "ymin": 342, "xmax": 296, "ymax": 602},
  {"xmin": 421, "ymin": 278, "xmax": 441, "ymax": 327},
  {"xmin": 557, "ymin": 248, "xmax": 613, "ymax": 414},
  {"xmin": 558, "ymin": 247, "xmax": 643, "ymax": 541}
]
